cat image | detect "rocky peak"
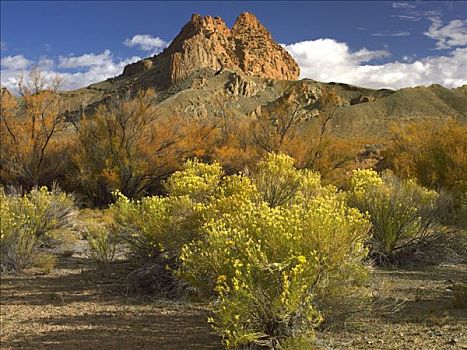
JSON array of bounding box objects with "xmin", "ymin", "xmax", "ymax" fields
[
  {"xmin": 120, "ymin": 12, "xmax": 299, "ymax": 88},
  {"xmin": 189, "ymin": 14, "xmax": 230, "ymax": 34},
  {"xmin": 232, "ymin": 12, "xmax": 270, "ymax": 36}
]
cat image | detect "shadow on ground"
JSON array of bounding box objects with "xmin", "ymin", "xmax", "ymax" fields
[{"xmin": 1, "ymin": 256, "xmax": 222, "ymax": 349}]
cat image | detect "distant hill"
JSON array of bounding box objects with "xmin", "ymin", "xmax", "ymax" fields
[{"xmin": 19, "ymin": 12, "xmax": 467, "ymax": 139}]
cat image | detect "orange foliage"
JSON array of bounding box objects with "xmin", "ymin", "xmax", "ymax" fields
[
  {"xmin": 0, "ymin": 71, "xmax": 70, "ymax": 188},
  {"xmin": 383, "ymin": 119, "xmax": 467, "ymax": 195},
  {"xmin": 209, "ymin": 111, "xmax": 261, "ymax": 173},
  {"xmin": 249, "ymin": 87, "xmax": 361, "ymax": 182},
  {"xmin": 70, "ymin": 89, "xmax": 216, "ymax": 204}
]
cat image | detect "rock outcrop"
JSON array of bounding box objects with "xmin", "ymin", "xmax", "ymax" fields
[{"xmin": 121, "ymin": 12, "xmax": 300, "ymax": 88}]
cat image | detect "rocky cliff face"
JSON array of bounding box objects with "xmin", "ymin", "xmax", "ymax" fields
[
  {"xmin": 121, "ymin": 12, "xmax": 300, "ymax": 88},
  {"xmin": 61, "ymin": 12, "xmax": 465, "ymax": 139}
]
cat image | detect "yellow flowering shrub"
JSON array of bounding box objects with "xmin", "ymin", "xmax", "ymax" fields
[
  {"xmin": 0, "ymin": 186, "xmax": 77, "ymax": 272},
  {"xmin": 348, "ymin": 169, "xmax": 444, "ymax": 263},
  {"xmin": 86, "ymin": 223, "xmax": 119, "ymax": 265},
  {"xmin": 164, "ymin": 158, "xmax": 224, "ymax": 202},
  {"xmin": 111, "ymin": 169, "xmax": 258, "ymax": 264},
  {"xmin": 179, "ymin": 181, "xmax": 370, "ymax": 348},
  {"xmin": 111, "ymin": 191, "xmax": 196, "ymax": 264},
  {"xmin": 113, "ymin": 153, "xmax": 371, "ymax": 345},
  {"xmin": 252, "ymin": 152, "xmax": 337, "ymax": 208}
]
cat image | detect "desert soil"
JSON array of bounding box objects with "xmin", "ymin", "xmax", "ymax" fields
[{"xmin": 1, "ymin": 255, "xmax": 466, "ymax": 350}]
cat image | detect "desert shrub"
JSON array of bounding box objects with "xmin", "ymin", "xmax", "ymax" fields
[
  {"xmin": 86, "ymin": 224, "xmax": 119, "ymax": 265},
  {"xmin": 383, "ymin": 119, "xmax": 467, "ymax": 225},
  {"xmin": 111, "ymin": 191, "xmax": 197, "ymax": 295},
  {"xmin": 0, "ymin": 190, "xmax": 37, "ymax": 272},
  {"xmin": 252, "ymin": 153, "xmax": 302, "ymax": 207},
  {"xmin": 0, "ymin": 71, "xmax": 71, "ymax": 189},
  {"xmin": 112, "ymin": 192, "xmax": 197, "ymax": 264},
  {"xmin": 24, "ymin": 185, "xmax": 77, "ymax": 246},
  {"xmin": 179, "ymin": 194, "xmax": 370, "ymax": 348},
  {"xmin": 0, "ymin": 186, "xmax": 77, "ymax": 272},
  {"xmin": 32, "ymin": 252, "xmax": 57, "ymax": 274},
  {"xmin": 164, "ymin": 158, "xmax": 224, "ymax": 202},
  {"xmin": 111, "ymin": 154, "xmax": 371, "ymax": 345},
  {"xmin": 111, "ymin": 159, "xmax": 249, "ymax": 294},
  {"xmin": 348, "ymin": 169, "xmax": 451, "ymax": 264},
  {"xmin": 70, "ymin": 89, "xmax": 216, "ymax": 206},
  {"xmin": 81, "ymin": 209, "xmax": 120, "ymax": 265},
  {"xmin": 176, "ymin": 154, "xmax": 370, "ymax": 349},
  {"xmin": 252, "ymin": 153, "xmax": 337, "ymax": 208}
]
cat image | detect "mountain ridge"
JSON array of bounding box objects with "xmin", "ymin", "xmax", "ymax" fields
[{"xmin": 3, "ymin": 12, "xmax": 466, "ymax": 139}]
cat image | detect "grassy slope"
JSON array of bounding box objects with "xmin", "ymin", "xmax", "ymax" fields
[{"xmin": 57, "ymin": 69, "xmax": 466, "ymax": 140}]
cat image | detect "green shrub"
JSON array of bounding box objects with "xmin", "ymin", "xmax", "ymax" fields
[
  {"xmin": 111, "ymin": 191, "xmax": 197, "ymax": 295},
  {"xmin": 0, "ymin": 186, "xmax": 77, "ymax": 272},
  {"xmin": 86, "ymin": 223, "xmax": 119, "ymax": 265},
  {"xmin": 0, "ymin": 190, "xmax": 37, "ymax": 272},
  {"xmin": 118, "ymin": 158, "xmax": 258, "ymax": 263},
  {"xmin": 111, "ymin": 154, "xmax": 371, "ymax": 345},
  {"xmin": 178, "ymin": 154, "xmax": 371, "ymax": 349},
  {"xmin": 112, "ymin": 192, "xmax": 196, "ymax": 264},
  {"xmin": 252, "ymin": 153, "xmax": 303, "ymax": 207},
  {"xmin": 348, "ymin": 169, "xmax": 450, "ymax": 264}
]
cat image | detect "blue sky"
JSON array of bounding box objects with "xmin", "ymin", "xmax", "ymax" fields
[{"xmin": 1, "ymin": 1, "xmax": 467, "ymax": 90}]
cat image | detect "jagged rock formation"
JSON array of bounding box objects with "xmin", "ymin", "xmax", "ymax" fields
[
  {"xmin": 57, "ymin": 12, "xmax": 466, "ymax": 139},
  {"xmin": 121, "ymin": 12, "xmax": 299, "ymax": 88}
]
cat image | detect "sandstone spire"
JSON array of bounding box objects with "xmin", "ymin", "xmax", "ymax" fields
[{"xmin": 121, "ymin": 12, "xmax": 300, "ymax": 88}]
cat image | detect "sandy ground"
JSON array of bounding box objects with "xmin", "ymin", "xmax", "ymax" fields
[{"xmin": 1, "ymin": 256, "xmax": 466, "ymax": 350}]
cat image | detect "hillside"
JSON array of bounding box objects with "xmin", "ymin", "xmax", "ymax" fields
[
  {"xmin": 57, "ymin": 13, "xmax": 464, "ymax": 140},
  {"xmin": 7, "ymin": 12, "xmax": 467, "ymax": 139}
]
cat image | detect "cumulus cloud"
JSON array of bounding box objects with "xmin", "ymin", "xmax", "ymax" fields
[
  {"xmin": 283, "ymin": 39, "xmax": 467, "ymax": 89},
  {"xmin": 1, "ymin": 55, "xmax": 32, "ymax": 70},
  {"xmin": 1, "ymin": 50, "xmax": 141, "ymax": 92},
  {"xmin": 124, "ymin": 34, "xmax": 168, "ymax": 52},
  {"xmin": 425, "ymin": 18, "xmax": 467, "ymax": 49},
  {"xmin": 37, "ymin": 57, "xmax": 54, "ymax": 70},
  {"xmin": 58, "ymin": 49, "xmax": 114, "ymax": 68},
  {"xmin": 2, "ymin": 37, "xmax": 465, "ymax": 93}
]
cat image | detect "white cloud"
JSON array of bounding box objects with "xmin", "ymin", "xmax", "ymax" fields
[
  {"xmin": 392, "ymin": 2, "xmax": 416, "ymax": 10},
  {"xmin": 37, "ymin": 57, "xmax": 54, "ymax": 70},
  {"xmin": 1, "ymin": 55, "xmax": 32, "ymax": 70},
  {"xmin": 350, "ymin": 48, "xmax": 391, "ymax": 63},
  {"xmin": 124, "ymin": 34, "xmax": 168, "ymax": 52},
  {"xmin": 391, "ymin": 14, "xmax": 422, "ymax": 22},
  {"xmin": 372, "ymin": 31, "xmax": 411, "ymax": 37},
  {"xmin": 283, "ymin": 39, "xmax": 467, "ymax": 89},
  {"xmin": 58, "ymin": 49, "xmax": 113, "ymax": 68},
  {"xmin": 2, "ymin": 38, "xmax": 465, "ymax": 93},
  {"xmin": 424, "ymin": 18, "xmax": 467, "ymax": 49},
  {"xmin": 1, "ymin": 51, "xmax": 141, "ymax": 92}
]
